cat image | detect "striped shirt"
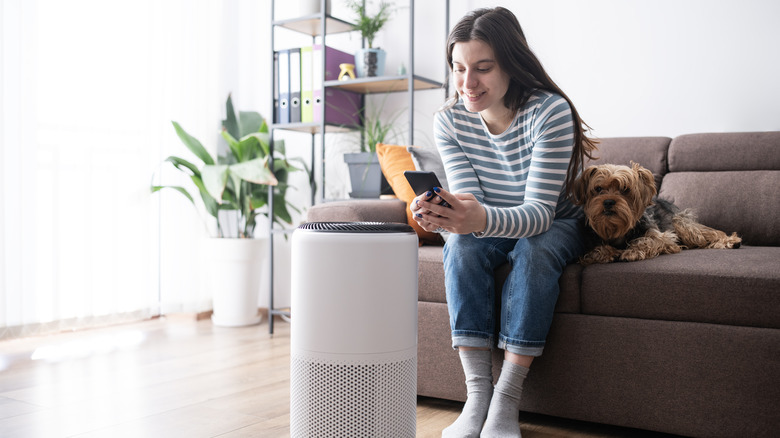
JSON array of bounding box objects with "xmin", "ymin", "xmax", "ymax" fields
[{"xmin": 434, "ymin": 89, "xmax": 581, "ymax": 239}]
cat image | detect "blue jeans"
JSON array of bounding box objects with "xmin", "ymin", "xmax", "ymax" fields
[{"xmin": 442, "ymin": 218, "xmax": 586, "ymax": 357}]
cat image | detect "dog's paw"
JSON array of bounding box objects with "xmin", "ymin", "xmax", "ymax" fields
[
  {"xmin": 619, "ymin": 247, "xmax": 647, "ymax": 262},
  {"xmin": 580, "ymin": 245, "xmax": 622, "ymax": 265},
  {"xmin": 713, "ymin": 232, "xmax": 742, "ymax": 249}
]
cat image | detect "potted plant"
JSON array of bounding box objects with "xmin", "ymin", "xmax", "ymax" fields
[
  {"xmin": 347, "ymin": 0, "xmax": 393, "ymax": 78},
  {"xmin": 344, "ymin": 96, "xmax": 403, "ymax": 198},
  {"xmin": 152, "ymin": 94, "xmax": 305, "ymax": 326}
]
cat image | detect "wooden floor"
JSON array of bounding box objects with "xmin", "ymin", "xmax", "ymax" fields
[{"xmin": 0, "ymin": 317, "xmax": 678, "ymax": 437}]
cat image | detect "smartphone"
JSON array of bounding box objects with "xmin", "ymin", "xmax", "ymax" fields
[{"xmin": 403, "ymin": 170, "xmax": 451, "ymax": 207}]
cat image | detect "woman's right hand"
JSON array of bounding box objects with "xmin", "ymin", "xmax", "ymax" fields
[{"xmin": 411, "ymin": 187, "xmax": 487, "ymax": 235}]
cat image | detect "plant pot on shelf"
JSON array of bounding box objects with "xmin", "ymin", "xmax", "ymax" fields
[
  {"xmin": 203, "ymin": 237, "xmax": 268, "ymax": 327},
  {"xmin": 298, "ymin": 0, "xmax": 331, "ymax": 15},
  {"xmin": 355, "ymin": 48, "xmax": 386, "ymax": 78},
  {"xmin": 344, "ymin": 151, "xmax": 391, "ymax": 198}
]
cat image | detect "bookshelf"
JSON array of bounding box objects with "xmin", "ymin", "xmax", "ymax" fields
[{"xmin": 267, "ymin": 0, "xmax": 450, "ymax": 334}]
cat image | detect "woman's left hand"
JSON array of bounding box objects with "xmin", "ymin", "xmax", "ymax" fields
[{"xmin": 412, "ymin": 187, "xmax": 487, "ymax": 235}]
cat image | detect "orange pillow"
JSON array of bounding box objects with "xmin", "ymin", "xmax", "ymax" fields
[{"xmin": 376, "ymin": 143, "xmax": 443, "ymax": 245}]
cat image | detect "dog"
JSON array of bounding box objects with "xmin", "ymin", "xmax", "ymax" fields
[{"xmin": 571, "ymin": 162, "xmax": 742, "ymax": 265}]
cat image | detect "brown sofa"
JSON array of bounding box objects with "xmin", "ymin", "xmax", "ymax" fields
[{"xmin": 306, "ymin": 131, "xmax": 780, "ymax": 438}]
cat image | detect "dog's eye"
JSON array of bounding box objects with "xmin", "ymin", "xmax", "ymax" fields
[
  {"xmin": 594, "ymin": 186, "xmax": 603, "ymax": 193},
  {"xmin": 621, "ymin": 187, "xmax": 631, "ymax": 195}
]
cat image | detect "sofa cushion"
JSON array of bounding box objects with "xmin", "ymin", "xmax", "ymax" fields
[
  {"xmin": 407, "ymin": 145, "xmax": 449, "ymax": 191},
  {"xmin": 418, "ymin": 246, "xmax": 447, "ymax": 303},
  {"xmin": 416, "ymin": 246, "xmax": 581, "ymax": 314},
  {"xmin": 376, "ymin": 143, "xmax": 444, "ymax": 245},
  {"xmin": 659, "ymin": 171, "xmax": 780, "ymax": 246},
  {"xmin": 587, "ymin": 137, "xmax": 671, "ymax": 188},
  {"xmin": 580, "ymin": 246, "xmax": 780, "ymax": 329},
  {"xmin": 668, "ymin": 131, "xmax": 780, "ymax": 172}
]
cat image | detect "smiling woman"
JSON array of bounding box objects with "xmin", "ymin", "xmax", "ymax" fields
[{"xmin": 0, "ymin": 0, "xmax": 230, "ymax": 339}]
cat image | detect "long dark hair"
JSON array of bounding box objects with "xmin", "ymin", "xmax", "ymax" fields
[{"xmin": 444, "ymin": 7, "xmax": 598, "ymax": 196}]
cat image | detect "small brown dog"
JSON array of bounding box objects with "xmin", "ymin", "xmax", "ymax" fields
[{"xmin": 572, "ymin": 162, "xmax": 742, "ymax": 264}]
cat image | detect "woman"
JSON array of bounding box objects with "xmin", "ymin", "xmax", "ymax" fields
[{"xmin": 411, "ymin": 7, "xmax": 598, "ymax": 437}]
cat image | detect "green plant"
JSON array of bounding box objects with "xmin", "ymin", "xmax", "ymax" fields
[
  {"xmin": 346, "ymin": 0, "xmax": 393, "ymax": 49},
  {"xmin": 356, "ymin": 102, "xmax": 403, "ymax": 153},
  {"xmin": 152, "ymin": 94, "xmax": 306, "ymax": 238}
]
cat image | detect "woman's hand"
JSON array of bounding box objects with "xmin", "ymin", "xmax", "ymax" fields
[{"xmin": 410, "ymin": 187, "xmax": 487, "ymax": 234}]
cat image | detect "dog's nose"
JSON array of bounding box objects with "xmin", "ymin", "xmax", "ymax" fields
[{"xmin": 603, "ymin": 199, "xmax": 616, "ymax": 209}]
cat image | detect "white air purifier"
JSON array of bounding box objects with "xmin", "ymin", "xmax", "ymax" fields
[{"xmin": 290, "ymin": 222, "xmax": 418, "ymax": 438}]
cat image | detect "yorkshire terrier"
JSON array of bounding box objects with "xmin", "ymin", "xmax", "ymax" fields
[{"xmin": 572, "ymin": 162, "xmax": 742, "ymax": 265}]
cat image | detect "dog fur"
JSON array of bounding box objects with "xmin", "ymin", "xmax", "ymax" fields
[{"xmin": 572, "ymin": 162, "xmax": 742, "ymax": 265}]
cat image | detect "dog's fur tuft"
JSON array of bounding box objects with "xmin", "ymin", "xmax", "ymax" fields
[{"xmin": 572, "ymin": 162, "xmax": 742, "ymax": 264}]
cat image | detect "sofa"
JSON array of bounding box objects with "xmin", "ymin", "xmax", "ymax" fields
[{"xmin": 306, "ymin": 131, "xmax": 780, "ymax": 438}]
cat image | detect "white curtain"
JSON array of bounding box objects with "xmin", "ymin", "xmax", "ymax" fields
[{"xmin": 0, "ymin": 0, "xmax": 261, "ymax": 338}]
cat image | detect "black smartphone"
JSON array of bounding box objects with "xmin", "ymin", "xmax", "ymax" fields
[{"xmin": 403, "ymin": 171, "xmax": 451, "ymax": 207}]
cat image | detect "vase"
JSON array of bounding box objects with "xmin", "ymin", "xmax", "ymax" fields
[
  {"xmin": 203, "ymin": 237, "xmax": 268, "ymax": 327},
  {"xmin": 354, "ymin": 48, "xmax": 387, "ymax": 78}
]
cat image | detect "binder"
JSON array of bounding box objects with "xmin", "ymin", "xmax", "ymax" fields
[
  {"xmin": 301, "ymin": 46, "xmax": 314, "ymax": 123},
  {"xmin": 289, "ymin": 48, "xmax": 302, "ymax": 123},
  {"xmin": 277, "ymin": 49, "xmax": 290, "ymax": 124},
  {"xmin": 312, "ymin": 45, "xmax": 361, "ymax": 126}
]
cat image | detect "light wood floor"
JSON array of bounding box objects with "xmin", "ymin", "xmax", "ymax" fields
[{"xmin": 0, "ymin": 317, "xmax": 677, "ymax": 437}]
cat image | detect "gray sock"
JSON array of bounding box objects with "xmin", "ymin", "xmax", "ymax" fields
[
  {"xmin": 442, "ymin": 349, "xmax": 494, "ymax": 438},
  {"xmin": 480, "ymin": 360, "xmax": 529, "ymax": 437}
]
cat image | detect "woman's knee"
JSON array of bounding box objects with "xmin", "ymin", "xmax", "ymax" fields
[
  {"xmin": 443, "ymin": 233, "xmax": 482, "ymax": 262},
  {"xmin": 509, "ymin": 219, "xmax": 585, "ymax": 267}
]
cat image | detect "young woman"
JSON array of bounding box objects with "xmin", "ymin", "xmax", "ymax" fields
[{"xmin": 411, "ymin": 7, "xmax": 598, "ymax": 437}]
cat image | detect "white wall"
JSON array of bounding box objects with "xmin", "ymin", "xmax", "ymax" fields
[{"xmin": 446, "ymin": 0, "xmax": 780, "ymax": 138}]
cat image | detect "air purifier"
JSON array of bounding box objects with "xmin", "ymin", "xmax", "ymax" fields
[{"xmin": 290, "ymin": 222, "xmax": 418, "ymax": 438}]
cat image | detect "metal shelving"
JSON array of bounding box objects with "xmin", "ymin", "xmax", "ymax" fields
[{"xmin": 267, "ymin": 0, "xmax": 448, "ymax": 334}]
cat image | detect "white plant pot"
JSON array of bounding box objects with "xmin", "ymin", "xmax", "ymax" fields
[
  {"xmin": 203, "ymin": 237, "xmax": 268, "ymax": 327},
  {"xmin": 299, "ymin": 0, "xmax": 331, "ymax": 16}
]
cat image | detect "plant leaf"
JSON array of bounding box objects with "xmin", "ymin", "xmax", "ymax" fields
[
  {"xmin": 188, "ymin": 174, "xmax": 220, "ymax": 219},
  {"xmin": 239, "ymin": 111, "xmax": 263, "ymax": 137},
  {"xmin": 221, "ymin": 130, "xmax": 242, "ymax": 163},
  {"xmin": 241, "ymin": 132, "xmax": 271, "ymax": 158},
  {"xmin": 270, "ymin": 138, "xmax": 284, "ymax": 157},
  {"xmin": 150, "ymin": 185, "xmax": 195, "ymax": 204},
  {"xmin": 172, "ymin": 121, "xmax": 214, "ymax": 165},
  {"xmin": 230, "ymin": 157, "xmax": 278, "ymax": 186},
  {"xmin": 165, "ymin": 156, "xmax": 201, "ymax": 177},
  {"xmin": 202, "ymin": 164, "xmax": 229, "ymax": 202},
  {"xmin": 223, "ymin": 94, "xmax": 240, "ymax": 140}
]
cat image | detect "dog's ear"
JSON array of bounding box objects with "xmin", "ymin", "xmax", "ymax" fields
[
  {"xmin": 572, "ymin": 166, "xmax": 597, "ymax": 205},
  {"xmin": 631, "ymin": 161, "xmax": 657, "ymax": 203}
]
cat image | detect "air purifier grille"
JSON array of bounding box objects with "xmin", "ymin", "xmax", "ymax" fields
[
  {"xmin": 290, "ymin": 352, "xmax": 417, "ymax": 438},
  {"xmin": 296, "ymin": 221, "xmax": 414, "ymax": 233}
]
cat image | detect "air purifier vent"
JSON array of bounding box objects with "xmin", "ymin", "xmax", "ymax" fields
[
  {"xmin": 297, "ymin": 221, "xmax": 414, "ymax": 233},
  {"xmin": 290, "ymin": 352, "xmax": 417, "ymax": 438}
]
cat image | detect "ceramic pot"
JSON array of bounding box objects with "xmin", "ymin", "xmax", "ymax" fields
[
  {"xmin": 354, "ymin": 48, "xmax": 386, "ymax": 78},
  {"xmin": 203, "ymin": 237, "xmax": 267, "ymax": 327}
]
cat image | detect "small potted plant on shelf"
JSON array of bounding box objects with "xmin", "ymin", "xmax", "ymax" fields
[
  {"xmin": 346, "ymin": 0, "xmax": 394, "ymax": 78},
  {"xmin": 152, "ymin": 94, "xmax": 307, "ymax": 327},
  {"xmin": 343, "ymin": 96, "xmax": 403, "ymax": 198}
]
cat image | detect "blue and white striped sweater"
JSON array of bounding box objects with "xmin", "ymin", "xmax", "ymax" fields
[{"xmin": 434, "ymin": 89, "xmax": 581, "ymax": 238}]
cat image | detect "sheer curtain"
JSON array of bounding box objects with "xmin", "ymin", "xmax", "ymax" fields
[{"xmin": 0, "ymin": 0, "xmax": 255, "ymax": 339}]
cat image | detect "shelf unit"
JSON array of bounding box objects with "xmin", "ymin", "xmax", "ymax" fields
[{"xmin": 267, "ymin": 0, "xmax": 449, "ymax": 334}]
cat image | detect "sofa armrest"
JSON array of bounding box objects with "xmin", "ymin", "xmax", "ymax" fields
[{"xmin": 306, "ymin": 199, "xmax": 408, "ymax": 224}]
